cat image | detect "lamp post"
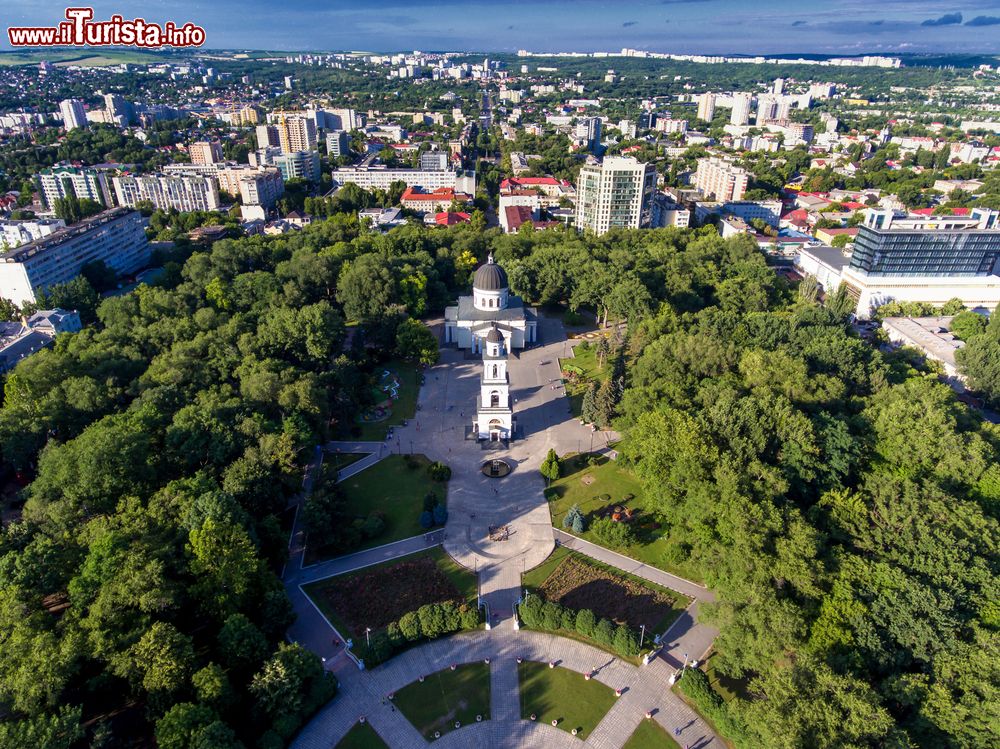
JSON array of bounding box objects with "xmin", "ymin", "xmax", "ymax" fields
[
  {"xmin": 366, "ymin": 627, "xmax": 372, "ymax": 648},
  {"xmin": 682, "ymin": 652, "xmax": 688, "ymax": 671},
  {"xmin": 639, "ymin": 624, "xmax": 646, "ymax": 649}
]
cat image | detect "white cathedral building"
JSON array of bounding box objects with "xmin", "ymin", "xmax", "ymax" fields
[
  {"xmin": 444, "ymin": 254, "xmax": 537, "ymax": 352},
  {"xmin": 475, "ymin": 323, "xmax": 514, "ymax": 441}
]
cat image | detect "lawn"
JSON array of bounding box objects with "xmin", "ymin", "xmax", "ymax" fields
[
  {"xmin": 303, "ymin": 547, "xmax": 477, "ymax": 639},
  {"xmin": 622, "ymin": 719, "xmax": 683, "ymax": 749},
  {"xmin": 526, "ymin": 550, "xmax": 690, "ymax": 637},
  {"xmin": 334, "ymin": 721, "xmax": 388, "ymax": 749},
  {"xmin": 558, "ymin": 340, "xmax": 610, "ymax": 417},
  {"xmin": 355, "ymin": 359, "xmax": 422, "ymax": 441},
  {"xmin": 395, "ymin": 663, "xmax": 491, "ymax": 739},
  {"xmin": 546, "ymin": 454, "xmax": 704, "ymax": 583},
  {"xmin": 518, "ymin": 661, "xmax": 616, "ymax": 740},
  {"xmin": 307, "ymin": 453, "xmax": 446, "ymax": 563},
  {"xmin": 325, "ymin": 451, "xmax": 369, "ymax": 473}
]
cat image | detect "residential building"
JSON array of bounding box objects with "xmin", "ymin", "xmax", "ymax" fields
[
  {"xmin": 730, "ymin": 93, "xmax": 752, "ymax": 126},
  {"xmin": 575, "ymin": 157, "xmax": 657, "ymax": 235},
  {"xmin": 332, "ymin": 166, "xmax": 475, "ymax": 193},
  {"xmin": 694, "ymin": 199, "xmax": 783, "ymax": 227},
  {"xmin": 0, "ymin": 209, "xmax": 149, "ymax": 306},
  {"xmin": 694, "ymin": 158, "xmax": 750, "ymax": 202},
  {"xmin": 359, "ymin": 207, "xmax": 407, "ymax": 231},
  {"xmin": 272, "ymin": 151, "xmax": 321, "ymax": 182},
  {"xmin": 326, "ymin": 130, "xmax": 350, "ymax": 158},
  {"xmin": 188, "ymin": 140, "xmax": 224, "ymax": 165},
  {"xmin": 655, "ymin": 118, "xmax": 688, "ymax": 134},
  {"xmin": 0, "ymin": 309, "xmax": 82, "ymax": 373},
  {"xmin": 575, "ymin": 117, "xmax": 602, "ymax": 152},
  {"xmin": 697, "ymin": 93, "xmax": 716, "ymax": 122},
  {"xmin": 236, "ymin": 168, "xmax": 284, "ymax": 209},
  {"xmin": 59, "ymin": 99, "xmax": 87, "ymax": 131},
  {"xmin": 0, "ymin": 219, "xmax": 66, "ymax": 250},
  {"xmin": 275, "ymin": 114, "xmax": 318, "ymax": 153},
  {"xmin": 112, "ymin": 174, "xmax": 221, "ymax": 212},
  {"xmin": 103, "ymin": 93, "xmax": 135, "ymax": 126},
  {"xmin": 38, "ymin": 166, "xmax": 113, "ymax": 208},
  {"xmin": 650, "ymin": 195, "xmax": 690, "ymax": 228},
  {"xmin": 256, "ymin": 124, "xmax": 280, "ymax": 149}
]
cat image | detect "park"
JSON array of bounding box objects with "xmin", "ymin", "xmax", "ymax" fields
[{"xmin": 284, "ymin": 261, "xmax": 723, "ymax": 749}]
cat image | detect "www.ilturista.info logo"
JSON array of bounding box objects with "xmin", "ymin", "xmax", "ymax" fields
[{"xmin": 8, "ymin": 7, "xmax": 206, "ymax": 48}]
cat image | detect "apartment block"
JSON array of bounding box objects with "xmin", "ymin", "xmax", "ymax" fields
[
  {"xmin": 59, "ymin": 99, "xmax": 87, "ymax": 132},
  {"xmin": 694, "ymin": 157, "xmax": 750, "ymax": 202},
  {"xmin": 112, "ymin": 174, "xmax": 221, "ymax": 212},
  {"xmin": 38, "ymin": 166, "xmax": 113, "ymax": 209},
  {"xmin": 188, "ymin": 140, "xmax": 225, "ymax": 165},
  {"xmin": 0, "ymin": 209, "xmax": 149, "ymax": 305},
  {"xmin": 575, "ymin": 157, "xmax": 656, "ymax": 235}
]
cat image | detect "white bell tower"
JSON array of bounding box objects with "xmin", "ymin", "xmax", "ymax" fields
[{"xmin": 475, "ymin": 324, "xmax": 513, "ymax": 441}]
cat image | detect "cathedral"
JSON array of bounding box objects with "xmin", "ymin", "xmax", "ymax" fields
[
  {"xmin": 444, "ymin": 254, "xmax": 537, "ymax": 352},
  {"xmin": 474, "ymin": 323, "xmax": 513, "ymax": 441}
]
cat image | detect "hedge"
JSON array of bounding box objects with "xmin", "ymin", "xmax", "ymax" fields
[
  {"xmin": 352, "ymin": 601, "xmax": 481, "ymax": 668},
  {"xmin": 518, "ymin": 594, "xmax": 640, "ymax": 658}
]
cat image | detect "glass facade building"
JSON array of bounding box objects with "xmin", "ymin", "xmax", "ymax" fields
[{"xmin": 850, "ymin": 209, "xmax": 1000, "ymax": 277}]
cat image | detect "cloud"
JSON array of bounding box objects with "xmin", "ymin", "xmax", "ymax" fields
[
  {"xmin": 791, "ymin": 20, "xmax": 807, "ymax": 27},
  {"xmin": 922, "ymin": 12, "xmax": 962, "ymax": 26},
  {"xmin": 967, "ymin": 15, "xmax": 1000, "ymax": 26},
  {"xmin": 868, "ymin": 20, "xmax": 884, "ymax": 26},
  {"xmin": 623, "ymin": 20, "xmax": 638, "ymax": 27}
]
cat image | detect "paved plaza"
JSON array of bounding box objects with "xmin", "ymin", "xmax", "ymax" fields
[{"xmin": 285, "ymin": 313, "xmax": 721, "ymax": 748}]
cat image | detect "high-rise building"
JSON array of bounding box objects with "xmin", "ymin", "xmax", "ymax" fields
[
  {"xmin": 237, "ymin": 168, "xmax": 284, "ymax": 208},
  {"xmin": 112, "ymin": 174, "xmax": 221, "ymax": 212},
  {"xmin": 272, "ymin": 151, "xmax": 321, "ymax": 182},
  {"xmin": 275, "ymin": 114, "xmax": 318, "ymax": 154},
  {"xmin": 256, "ymin": 124, "xmax": 280, "ymax": 149},
  {"xmin": 59, "ymin": 99, "xmax": 87, "ymax": 132},
  {"xmin": 839, "ymin": 208, "xmax": 1000, "ymax": 316},
  {"xmin": 575, "ymin": 157, "xmax": 657, "ymax": 235},
  {"xmin": 696, "ymin": 93, "xmax": 716, "ymax": 122},
  {"xmin": 326, "ymin": 130, "xmax": 350, "ymax": 158},
  {"xmin": 37, "ymin": 166, "xmax": 113, "ymax": 208},
  {"xmin": 730, "ymin": 93, "xmax": 752, "ymax": 126},
  {"xmin": 575, "ymin": 117, "xmax": 602, "ymax": 152},
  {"xmin": 772, "ymin": 78, "xmax": 785, "ymax": 95},
  {"xmin": 103, "ymin": 93, "xmax": 134, "ymax": 126},
  {"xmin": 188, "ymin": 140, "xmax": 224, "ymax": 165},
  {"xmin": 694, "ymin": 157, "xmax": 750, "ymax": 202},
  {"xmin": 0, "ymin": 209, "xmax": 149, "ymax": 306},
  {"xmin": 755, "ymin": 96, "xmax": 778, "ymax": 125}
]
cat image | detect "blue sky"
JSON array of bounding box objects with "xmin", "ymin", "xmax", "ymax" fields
[{"xmin": 5, "ymin": 0, "xmax": 1000, "ymax": 54}]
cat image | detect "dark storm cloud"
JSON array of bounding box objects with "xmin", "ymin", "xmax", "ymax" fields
[
  {"xmin": 966, "ymin": 15, "xmax": 1000, "ymax": 26},
  {"xmin": 623, "ymin": 21, "xmax": 638, "ymax": 27}
]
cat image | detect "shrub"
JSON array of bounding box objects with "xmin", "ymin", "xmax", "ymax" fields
[
  {"xmin": 592, "ymin": 618, "xmax": 615, "ymax": 647},
  {"xmin": 361, "ymin": 512, "xmax": 385, "ymax": 539},
  {"xmin": 577, "ymin": 341, "xmax": 591, "ymax": 352},
  {"xmin": 540, "ymin": 449, "xmax": 562, "ymax": 481},
  {"xmin": 432, "ymin": 503, "xmax": 448, "ymax": 525},
  {"xmin": 423, "ymin": 493, "xmax": 438, "ymax": 512},
  {"xmin": 677, "ymin": 668, "xmax": 749, "ymax": 742},
  {"xmin": 562, "ymin": 503, "xmax": 584, "ymax": 530},
  {"xmin": 560, "ymin": 607, "xmax": 576, "ymax": 631},
  {"xmin": 386, "ymin": 622, "xmax": 403, "ymax": 647},
  {"xmin": 419, "ymin": 510, "xmax": 434, "ymax": 529},
  {"xmin": 428, "ymin": 461, "xmax": 452, "ymax": 482},
  {"xmin": 587, "ymin": 455, "xmax": 600, "ymax": 467},
  {"xmin": 564, "ymin": 309, "xmax": 583, "ymax": 325},
  {"xmin": 541, "ymin": 601, "xmax": 564, "ymax": 630},
  {"xmin": 417, "ymin": 603, "xmax": 448, "ymax": 638},
  {"xmin": 519, "ymin": 596, "xmax": 543, "ymax": 628},
  {"xmin": 460, "ymin": 605, "xmax": 481, "ymax": 630},
  {"xmin": 571, "ymin": 514, "xmax": 585, "ymax": 533},
  {"xmin": 591, "ymin": 517, "xmax": 636, "ymax": 549},
  {"xmin": 398, "ymin": 611, "xmax": 421, "ymax": 641},
  {"xmin": 613, "ymin": 624, "xmax": 639, "ymax": 657},
  {"xmin": 575, "ymin": 609, "xmax": 596, "ymax": 638}
]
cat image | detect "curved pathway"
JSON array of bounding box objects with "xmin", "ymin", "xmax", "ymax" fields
[{"xmin": 287, "ymin": 315, "xmax": 721, "ymax": 748}]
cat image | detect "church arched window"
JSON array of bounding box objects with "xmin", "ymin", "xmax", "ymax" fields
[{"xmin": 492, "ymin": 364, "xmax": 498, "ymax": 378}]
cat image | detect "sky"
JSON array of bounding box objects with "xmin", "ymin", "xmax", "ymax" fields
[{"xmin": 5, "ymin": 0, "xmax": 1000, "ymax": 55}]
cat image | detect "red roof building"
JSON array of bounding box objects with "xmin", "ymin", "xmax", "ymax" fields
[
  {"xmin": 400, "ymin": 187, "xmax": 472, "ymax": 211},
  {"xmin": 434, "ymin": 211, "xmax": 470, "ymax": 226}
]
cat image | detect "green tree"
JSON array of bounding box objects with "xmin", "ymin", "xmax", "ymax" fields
[{"xmin": 395, "ymin": 318, "xmax": 439, "ymax": 365}]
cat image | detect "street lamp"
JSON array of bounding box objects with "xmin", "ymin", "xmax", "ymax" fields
[
  {"xmin": 639, "ymin": 624, "xmax": 646, "ymax": 649},
  {"xmin": 366, "ymin": 627, "xmax": 372, "ymax": 647},
  {"xmin": 682, "ymin": 652, "xmax": 688, "ymax": 671}
]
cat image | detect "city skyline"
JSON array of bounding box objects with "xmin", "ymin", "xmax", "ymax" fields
[{"xmin": 5, "ymin": 0, "xmax": 1000, "ymax": 54}]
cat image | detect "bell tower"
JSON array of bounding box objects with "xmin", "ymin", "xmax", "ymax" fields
[{"xmin": 475, "ymin": 324, "xmax": 513, "ymax": 441}]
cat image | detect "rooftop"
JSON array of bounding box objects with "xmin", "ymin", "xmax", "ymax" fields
[{"xmin": 0, "ymin": 208, "xmax": 139, "ymax": 264}]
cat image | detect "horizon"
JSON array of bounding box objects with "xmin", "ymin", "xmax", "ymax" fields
[{"xmin": 5, "ymin": 1, "xmax": 1000, "ymax": 55}]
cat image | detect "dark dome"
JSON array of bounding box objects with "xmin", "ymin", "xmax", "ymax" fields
[
  {"xmin": 473, "ymin": 254, "xmax": 508, "ymax": 291},
  {"xmin": 486, "ymin": 325, "xmax": 503, "ymax": 343}
]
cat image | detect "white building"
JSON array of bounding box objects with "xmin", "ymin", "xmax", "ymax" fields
[
  {"xmin": 474, "ymin": 324, "xmax": 514, "ymax": 441},
  {"xmin": 0, "ymin": 309, "xmax": 82, "ymax": 373},
  {"xmin": 113, "ymin": 174, "xmax": 221, "ymax": 212},
  {"xmin": 730, "ymin": 93, "xmax": 752, "ymax": 126},
  {"xmin": 38, "ymin": 166, "xmax": 113, "ymax": 209},
  {"xmin": 0, "ymin": 219, "xmax": 66, "ymax": 250},
  {"xmin": 0, "ymin": 209, "xmax": 149, "ymax": 306},
  {"xmin": 331, "ymin": 166, "xmax": 475, "ymax": 193},
  {"xmin": 697, "ymin": 93, "xmax": 716, "ymax": 122},
  {"xmin": 444, "ymin": 254, "xmax": 537, "ymax": 351},
  {"xmin": 59, "ymin": 99, "xmax": 87, "ymax": 131},
  {"xmin": 575, "ymin": 157, "xmax": 656, "ymax": 235}
]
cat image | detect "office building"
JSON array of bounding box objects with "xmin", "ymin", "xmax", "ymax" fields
[
  {"xmin": 256, "ymin": 124, "xmax": 280, "ymax": 149},
  {"xmin": 188, "ymin": 140, "xmax": 224, "ymax": 165},
  {"xmin": 836, "ymin": 208, "xmax": 1000, "ymax": 316},
  {"xmin": 575, "ymin": 157, "xmax": 657, "ymax": 235},
  {"xmin": 730, "ymin": 93, "xmax": 752, "ymax": 126},
  {"xmin": 112, "ymin": 174, "xmax": 221, "ymax": 212},
  {"xmin": 419, "ymin": 151, "xmax": 449, "ymax": 171},
  {"xmin": 37, "ymin": 166, "xmax": 113, "ymax": 208},
  {"xmin": 697, "ymin": 93, "xmax": 716, "ymax": 122},
  {"xmin": 59, "ymin": 99, "xmax": 87, "ymax": 132},
  {"xmin": 0, "ymin": 209, "xmax": 149, "ymax": 306},
  {"xmin": 273, "ymin": 151, "xmax": 321, "ymax": 182},
  {"xmin": 694, "ymin": 157, "xmax": 750, "ymax": 202},
  {"xmin": 326, "ymin": 130, "xmax": 350, "ymax": 158},
  {"xmin": 275, "ymin": 114, "xmax": 318, "ymax": 154}
]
